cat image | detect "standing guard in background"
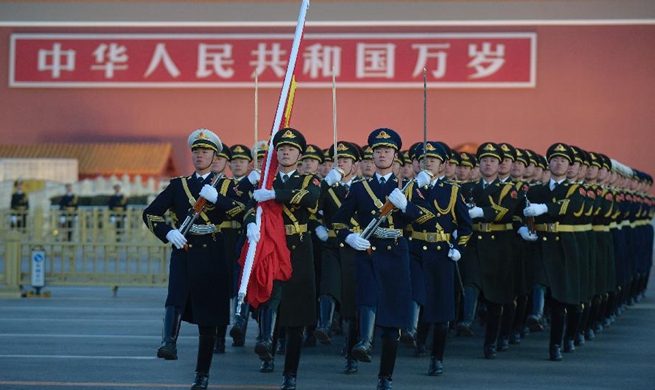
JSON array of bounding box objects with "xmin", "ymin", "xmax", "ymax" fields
[
  {"xmin": 227, "ymin": 144, "xmax": 260, "ymax": 349},
  {"xmin": 403, "ymin": 141, "xmax": 473, "ymax": 376},
  {"xmin": 332, "ymin": 128, "xmax": 412, "ymax": 390},
  {"xmin": 143, "ymin": 129, "xmax": 245, "ymax": 389},
  {"xmin": 314, "ymin": 141, "xmax": 362, "ymax": 374},
  {"xmin": 458, "ymin": 142, "xmax": 518, "ymax": 359},
  {"xmin": 10, "ymin": 179, "xmax": 29, "ymax": 232},
  {"xmin": 245, "ymin": 128, "xmax": 321, "ymax": 390},
  {"xmin": 523, "ymin": 143, "xmax": 586, "ymax": 362},
  {"xmin": 59, "ymin": 183, "xmax": 78, "ymax": 242},
  {"xmin": 108, "ymin": 184, "xmax": 127, "ymax": 240}
]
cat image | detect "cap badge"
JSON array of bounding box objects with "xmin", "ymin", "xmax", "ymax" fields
[
  {"xmin": 376, "ymin": 130, "xmax": 391, "ymax": 139},
  {"xmin": 282, "ymin": 130, "xmax": 296, "ymax": 139}
]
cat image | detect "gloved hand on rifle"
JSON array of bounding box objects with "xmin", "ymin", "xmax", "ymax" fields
[
  {"xmin": 199, "ymin": 185, "xmax": 218, "ymax": 204},
  {"xmin": 468, "ymin": 206, "xmax": 484, "ymax": 219},
  {"xmin": 524, "ymin": 203, "xmax": 548, "ymax": 217},
  {"xmin": 518, "ymin": 226, "xmax": 538, "ymax": 242},
  {"xmin": 166, "ymin": 229, "xmax": 187, "ymax": 249},
  {"xmin": 315, "ymin": 225, "xmax": 329, "ymax": 242},
  {"xmin": 345, "ymin": 233, "xmax": 370, "ymax": 251},
  {"xmin": 448, "ymin": 247, "xmax": 462, "ymax": 262},
  {"xmin": 388, "ymin": 188, "xmax": 408, "ymax": 213},
  {"xmin": 323, "ymin": 168, "xmax": 343, "ymax": 187}
]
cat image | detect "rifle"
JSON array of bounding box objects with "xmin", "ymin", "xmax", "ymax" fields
[
  {"xmin": 521, "ymin": 183, "xmax": 536, "ymax": 234},
  {"xmin": 178, "ymin": 172, "xmax": 225, "ymax": 250}
]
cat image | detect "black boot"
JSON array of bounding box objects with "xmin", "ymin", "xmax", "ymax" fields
[
  {"xmin": 192, "ymin": 326, "xmax": 216, "ymax": 390},
  {"xmin": 483, "ymin": 304, "xmax": 502, "ymax": 359},
  {"xmin": 281, "ymin": 326, "xmax": 302, "ymax": 390},
  {"xmin": 255, "ymin": 306, "xmax": 277, "ymax": 361},
  {"xmin": 230, "ymin": 301, "xmax": 250, "ymax": 347},
  {"xmin": 429, "ymin": 322, "xmax": 447, "ymax": 376},
  {"xmin": 564, "ymin": 304, "xmax": 582, "ymax": 352},
  {"xmin": 526, "ymin": 285, "xmax": 546, "ymax": 332},
  {"xmin": 414, "ymin": 321, "xmax": 430, "ymax": 357},
  {"xmin": 456, "ymin": 286, "xmax": 478, "ymax": 337},
  {"xmin": 352, "ymin": 306, "xmax": 376, "ymax": 363},
  {"xmin": 214, "ymin": 325, "xmax": 226, "ymax": 354},
  {"xmin": 497, "ymin": 301, "xmax": 516, "ymax": 352},
  {"xmin": 260, "ymin": 358, "xmax": 275, "ymax": 373},
  {"xmin": 377, "ymin": 332, "xmax": 398, "ymax": 390},
  {"xmin": 314, "ymin": 295, "xmax": 336, "ymax": 345},
  {"xmin": 549, "ymin": 304, "xmax": 566, "ymax": 362},
  {"xmin": 157, "ymin": 306, "xmax": 182, "ymax": 360},
  {"xmin": 400, "ymin": 300, "xmax": 420, "ymax": 347},
  {"xmin": 344, "ymin": 319, "xmax": 359, "ymax": 374}
]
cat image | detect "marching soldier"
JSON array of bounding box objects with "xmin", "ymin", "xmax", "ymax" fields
[
  {"xmin": 10, "ymin": 179, "xmax": 28, "ymax": 232},
  {"xmin": 457, "ymin": 142, "xmax": 518, "ymax": 359},
  {"xmin": 332, "ymin": 128, "xmax": 412, "ymax": 390},
  {"xmin": 108, "ymin": 184, "xmax": 127, "ymax": 240},
  {"xmin": 143, "ymin": 129, "xmax": 245, "ymax": 389},
  {"xmin": 404, "ymin": 141, "xmax": 473, "ymax": 376},
  {"xmin": 59, "ymin": 183, "xmax": 78, "ymax": 241},
  {"xmin": 523, "ymin": 143, "xmax": 586, "ymax": 361},
  {"xmin": 246, "ymin": 128, "xmax": 321, "ymax": 390},
  {"xmin": 313, "ymin": 141, "xmax": 362, "ymax": 374}
]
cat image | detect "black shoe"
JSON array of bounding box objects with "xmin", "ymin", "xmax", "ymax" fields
[
  {"xmin": 376, "ymin": 376, "xmax": 392, "ymax": 390},
  {"xmin": 303, "ymin": 334, "xmax": 317, "ymax": 347},
  {"xmin": 526, "ymin": 315, "xmax": 544, "ymax": 333},
  {"xmin": 344, "ymin": 358, "xmax": 358, "ymax": 374},
  {"xmin": 563, "ymin": 339, "xmax": 575, "ymax": 353},
  {"xmin": 260, "ymin": 359, "xmax": 275, "ymax": 373},
  {"xmin": 351, "ymin": 341, "xmax": 372, "ymax": 363},
  {"xmin": 455, "ymin": 322, "xmax": 475, "ymax": 337},
  {"xmin": 585, "ymin": 328, "xmax": 595, "ymax": 341},
  {"xmin": 280, "ymin": 374, "xmax": 297, "ymax": 390},
  {"xmin": 428, "ymin": 357, "xmax": 443, "ymax": 376},
  {"xmin": 213, "ymin": 338, "xmax": 225, "ymax": 354},
  {"xmin": 256, "ymin": 340, "xmax": 274, "ymax": 361},
  {"xmin": 314, "ymin": 327, "xmax": 332, "ymax": 345},
  {"xmin": 414, "ymin": 343, "xmax": 427, "ymax": 358},
  {"xmin": 232, "ymin": 337, "xmax": 245, "ymax": 347},
  {"xmin": 483, "ymin": 344, "xmax": 497, "ymax": 359},
  {"xmin": 400, "ymin": 330, "xmax": 416, "ymax": 347},
  {"xmin": 549, "ymin": 344, "xmax": 563, "ymax": 361},
  {"xmin": 190, "ymin": 373, "xmax": 209, "ymax": 390},
  {"xmin": 157, "ymin": 343, "xmax": 178, "ymax": 360},
  {"xmin": 594, "ymin": 322, "xmax": 604, "ymax": 334},
  {"xmin": 509, "ymin": 331, "xmax": 521, "ymax": 345},
  {"xmin": 497, "ymin": 337, "xmax": 509, "ymax": 352},
  {"xmin": 574, "ymin": 332, "xmax": 585, "ymax": 347}
]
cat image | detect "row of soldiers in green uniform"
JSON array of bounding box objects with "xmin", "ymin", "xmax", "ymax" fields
[{"xmin": 145, "ymin": 127, "xmax": 653, "ymax": 390}]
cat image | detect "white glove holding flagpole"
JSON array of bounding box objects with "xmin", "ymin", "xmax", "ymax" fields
[
  {"xmin": 323, "ymin": 168, "xmax": 342, "ymax": 187},
  {"xmin": 247, "ymin": 170, "xmax": 261, "ymax": 185},
  {"xmin": 246, "ymin": 222, "xmax": 261, "ymax": 243},
  {"xmin": 415, "ymin": 171, "xmax": 432, "ymax": 188}
]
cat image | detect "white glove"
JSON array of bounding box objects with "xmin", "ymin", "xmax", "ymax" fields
[
  {"xmin": 315, "ymin": 225, "xmax": 329, "ymax": 242},
  {"xmin": 388, "ymin": 188, "xmax": 408, "ymax": 213},
  {"xmin": 345, "ymin": 233, "xmax": 371, "ymax": 251},
  {"xmin": 323, "ymin": 168, "xmax": 343, "ymax": 187},
  {"xmin": 415, "ymin": 171, "xmax": 432, "ymax": 188},
  {"xmin": 247, "ymin": 170, "xmax": 261, "ymax": 185},
  {"xmin": 253, "ymin": 189, "xmax": 276, "ymax": 202},
  {"xmin": 468, "ymin": 206, "xmax": 484, "ymax": 219},
  {"xmin": 166, "ymin": 229, "xmax": 187, "ymax": 249},
  {"xmin": 246, "ymin": 222, "xmax": 260, "ymax": 243},
  {"xmin": 523, "ymin": 203, "xmax": 548, "ymax": 217},
  {"xmin": 199, "ymin": 184, "xmax": 218, "ymax": 204},
  {"xmin": 448, "ymin": 248, "xmax": 461, "ymax": 262},
  {"xmin": 518, "ymin": 226, "xmax": 538, "ymax": 242},
  {"xmin": 109, "ymin": 216, "xmax": 116, "ymax": 224},
  {"xmin": 60, "ymin": 216, "xmax": 66, "ymax": 224},
  {"xmin": 11, "ymin": 215, "xmax": 18, "ymax": 224}
]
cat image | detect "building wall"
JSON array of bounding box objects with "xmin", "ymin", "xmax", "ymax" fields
[{"xmin": 1, "ymin": 23, "xmax": 654, "ymax": 175}]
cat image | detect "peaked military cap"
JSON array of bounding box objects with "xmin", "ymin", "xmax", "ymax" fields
[
  {"xmin": 460, "ymin": 151, "xmax": 477, "ymax": 168},
  {"xmin": 300, "ymin": 144, "xmax": 324, "ymax": 163},
  {"xmin": 436, "ymin": 141, "xmax": 452, "ymax": 161},
  {"xmin": 476, "ymin": 142, "xmax": 504, "ymax": 161},
  {"xmin": 322, "ymin": 148, "xmax": 333, "ymax": 163},
  {"xmin": 328, "ymin": 141, "xmax": 361, "ymax": 162},
  {"xmin": 217, "ymin": 143, "xmax": 232, "ymax": 161},
  {"xmin": 273, "ymin": 127, "xmax": 306, "ymax": 153},
  {"xmin": 409, "ymin": 142, "xmax": 422, "ymax": 161},
  {"xmin": 415, "ymin": 141, "xmax": 447, "ymax": 162},
  {"xmin": 396, "ymin": 151, "xmax": 406, "ymax": 166},
  {"xmin": 499, "ymin": 143, "xmax": 517, "ymax": 161},
  {"xmin": 570, "ymin": 145, "xmax": 587, "ymax": 165},
  {"xmin": 538, "ymin": 154, "xmax": 548, "ymax": 169},
  {"xmin": 362, "ymin": 145, "xmax": 373, "ymax": 160},
  {"xmin": 230, "ymin": 144, "xmax": 252, "ymax": 162},
  {"xmin": 524, "ymin": 149, "xmax": 538, "ymax": 166},
  {"xmin": 546, "ymin": 143, "xmax": 574, "ymax": 163},
  {"xmin": 514, "ymin": 148, "xmax": 528, "ymax": 166},
  {"xmin": 188, "ymin": 128, "xmax": 222, "ymax": 153},
  {"xmin": 368, "ymin": 127, "xmax": 402, "ymax": 150},
  {"xmin": 587, "ymin": 151, "xmax": 602, "ymax": 168},
  {"xmin": 252, "ymin": 140, "xmax": 269, "ymax": 160},
  {"xmin": 598, "ymin": 153, "xmax": 611, "ymax": 170}
]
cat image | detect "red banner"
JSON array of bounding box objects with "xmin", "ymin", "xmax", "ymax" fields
[{"xmin": 10, "ymin": 32, "xmax": 535, "ymax": 88}]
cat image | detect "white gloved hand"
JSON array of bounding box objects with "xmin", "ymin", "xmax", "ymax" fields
[
  {"xmin": 518, "ymin": 226, "xmax": 538, "ymax": 242},
  {"xmin": 11, "ymin": 215, "xmax": 18, "ymax": 224},
  {"xmin": 388, "ymin": 188, "xmax": 408, "ymax": 213},
  {"xmin": 448, "ymin": 248, "xmax": 462, "ymax": 262},
  {"xmin": 60, "ymin": 216, "xmax": 66, "ymax": 224},
  {"xmin": 246, "ymin": 222, "xmax": 260, "ymax": 243},
  {"xmin": 109, "ymin": 216, "xmax": 116, "ymax": 224},
  {"xmin": 315, "ymin": 225, "xmax": 329, "ymax": 242},
  {"xmin": 247, "ymin": 170, "xmax": 261, "ymax": 185},
  {"xmin": 253, "ymin": 189, "xmax": 276, "ymax": 202},
  {"xmin": 523, "ymin": 203, "xmax": 548, "ymax": 217},
  {"xmin": 323, "ymin": 168, "xmax": 343, "ymax": 187},
  {"xmin": 166, "ymin": 229, "xmax": 187, "ymax": 249},
  {"xmin": 468, "ymin": 206, "xmax": 484, "ymax": 219},
  {"xmin": 345, "ymin": 233, "xmax": 371, "ymax": 251},
  {"xmin": 415, "ymin": 170, "xmax": 432, "ymax": 188},
  {"xmin": 199, "ymin": 184, "xmax": 218, "ymax": 204}
]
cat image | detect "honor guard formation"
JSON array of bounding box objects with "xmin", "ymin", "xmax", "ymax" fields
[{"xmin": 143, "ymin": 128, "xmax": 653, "ymax": 390}]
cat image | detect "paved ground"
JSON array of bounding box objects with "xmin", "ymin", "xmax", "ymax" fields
[{"xmin": 0, "ymin": 281, "xmax": 654, "ymax": 390}]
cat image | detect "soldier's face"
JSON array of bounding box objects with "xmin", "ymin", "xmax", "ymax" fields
[
  {"xmin": 412, "ymin": 159, "xmax": 421, "ymax": 174},
  {"xmin": 337, "ymin": 157, "xmax": 355, "ymax": 177},
  {"xmin": 498, "ymin": 157, "xmax": 513, "ymax": 175},
  {"xmin": 212, "ymin": 156, "xmax": 229, "ymax": 174},
  {"xmin": 578, "ymin": 164, "xmax": 588, "ymax": 180},
  {"xmin": 585, "ymin": 165, "xmax": 599, "ymax": 181},
  {"xmin": 302, "ymin": 158, "xmax": 319, "ymax": 174},
  {"xmin": 230, "ymin": 158, "xmax": 249, "ymax": 177},
  {"xmin": 401, "ymin": 164, "xmax": 415, "ymax": 179},
  {"xmin": 549, "ymin": 156, "xmax": 570, "ymax": 178},
  {"xmin": 445, "ymin": 161, "xmax": 457, "ymax": 177},
  {"xmin": 192, "ymin": 147, "xmax": 215, "ymax": 171},
  {"xmin": 511, "ymin": 161, "xmax": 526, "ymax": 178},
  {"xmin": 373, "ymin": 147, "xmax": 395, "ymax": 170},
  {"xmin": 456, "ymin": 165, "xmax": 470, "ymax": 181},
  {"xmin": 320, "ymin": 161, "xmax": 334, "ymax": 177},
  {"xmin": 469, "ymin": 166, "xmax": 481, "ymax": 180},
  {"xmin": 277, "ymin": 145, "xmax": 301, "ymax": 167},
  {"xmin": 362, "ymin": 159, "xmax": 376, "ymax": 176},
  {"xmin": 597, "ymin": 167, "xmax": 609, "ymax": 182},
  {"xmin": 567, "ymin": 161, "xmax": 581, "ymax": 179},
  {"xmin": 479, "ymin": 157, "xmax": 500, "ymax": 178}
]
